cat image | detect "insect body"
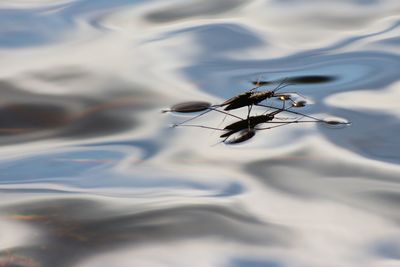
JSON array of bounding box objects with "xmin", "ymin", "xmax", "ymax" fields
[
  {"xmin": 220, "ymin": 109, "xmax": 283, "ymax": 138},
  {"xmin": 224, "ymin": 129, "xmax": 256, "ymax": 144},
  {"xmin": 219, "ymin": 79, "xmax": 298, "ymax": 112},
  {"xmin": 221, "ymin": 91, "xmax": 277, "ymax": 111}
]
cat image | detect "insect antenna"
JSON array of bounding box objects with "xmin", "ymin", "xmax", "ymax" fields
[
  {"xmin": 172, "ymin": 109, "xmax": 212, "ymax": 127},
  {"xmin": 213, "ymin": 110, "xmax": 231, "ymax": 135},
  {"xmin": 273, "ymin": 81, "xmax": 296, "ymax": 93},
  {"xmin": 208, "ymin": 106, "xmax": 244, "ymax": 120},
  {"xmin": 271, "ymin": 77, "xmax": 289, "ymax": 92},
  {"xmin": 249, "ymin": 75, "xmax": 266, "ymax": 92},
  {"xmin": 211, "ymin": 139, "xmax": 226, "ymax": 147}
]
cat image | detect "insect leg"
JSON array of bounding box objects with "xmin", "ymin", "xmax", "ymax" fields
[
  {"xmin": 247, "ymin": 105, "xmax": 253, "ymax": 130},
  {"xmin": 255, "ymin": 118, "xmax": 326, "ymax": 130},
  {"xmin": 173, "ymin": 124, "xmax": 226, "ymax": 131},
  {"xmin": 172, "ymin": 109, "xmax": 213, "ymax": 127},
  {"xmin": 255, "ymin": 103, "xmax": 322, "ymax": 121},
  {"xmin": 255, "ymin": 121, "xmax": 296, "ymax": 130},
  {"xmin": 275, "ymin": 116, "xmax": 299, "ymax": 120},
  {"xmin": 249, "ymin": 75, "xmax": 268, "ymax": 92},
  {"xmin": 172, "ymin": 107, "xmax": 244, "ymax": 127}
]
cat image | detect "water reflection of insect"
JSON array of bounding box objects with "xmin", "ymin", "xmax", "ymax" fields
[
  {"xmin": 175, "ymin": 104, "xmax": 344, "ymax": 144},
  {"xmin": 220, "ymin": 109, "xmax": 285, "ymax": 138}
]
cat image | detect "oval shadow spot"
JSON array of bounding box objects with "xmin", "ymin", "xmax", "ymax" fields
[
  {"xmin": 168, "ymin": 101, "xmax": 211, "ymax": 113},
  {"xmin": 287, "ymin": 75, "xmax": 337, "ymax": 84}
]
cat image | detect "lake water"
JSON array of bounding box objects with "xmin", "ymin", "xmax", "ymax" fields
[{"xmin": 0, "ymin": 1, "xmax": 400, "ymax": 266}]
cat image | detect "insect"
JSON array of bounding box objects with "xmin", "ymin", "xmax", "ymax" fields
[
  {"xmin": 169, "ymin": 98, "xmax": 315, "ymax": 128},
  {"xmin": 218, "ymin": 78, "xmax": 303, "ymax": 112},
  {"xmin": 163, "ymin": 77, "xmax": 350, "ymax": 145},
  {"xmin": 166, "ymin": 79, "xmax": 304, "ymax": 127},
  {"xmin": 220, "ymin": 109, "xmax": 285, "ymax": 138},
  {"xmin": 218, "ymin": 101, "xmax": 338, "ymax": 141},
  {"xmin": 174, "ymin": 103, "xmax": 341, "ymax": 144}
]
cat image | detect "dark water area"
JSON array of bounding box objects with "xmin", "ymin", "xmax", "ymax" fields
[{"xmin": 0, "ymin": 1, "xmax": 400, "ymax": 266}]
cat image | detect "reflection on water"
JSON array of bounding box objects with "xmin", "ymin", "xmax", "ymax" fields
[
  {"xmin": 1, "ymin": 197, "xmax": 290, "ymax": 267},
  {"xmin": 0, "ymin": 0, "xmax": 399, "ymax": 266}
]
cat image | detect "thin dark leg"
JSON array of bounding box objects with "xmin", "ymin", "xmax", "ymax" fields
[
  {"xmin": 173, "ymin": 107, "xmax": 244, "ymax": 127},
  {"xmin": 247, "ymin": 105, "xmax": 253, "ymax": 130},
  {"xmin": 174, "ymin": 124, "xmax": 225, "ymax": 131},
  {"xmin": 172, "ymin": 109, "xmax": 212, "ymax": 127},
  {"xmin": 255, "ymin": 103, "xmax": 323, "ymax": 121}
]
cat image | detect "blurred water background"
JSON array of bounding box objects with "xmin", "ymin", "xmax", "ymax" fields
[{"xmin": 0, "ymin": 0, "xmax": 400, "ymax": 266}]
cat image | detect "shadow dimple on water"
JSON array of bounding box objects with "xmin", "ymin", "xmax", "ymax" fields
[
  {"xmin": 287, "ymin": 75, "xmax": 337, "ymax": 84},
  {"xmin": 251, "ymin": 75, "xmax": 337, "ymax": 86}
]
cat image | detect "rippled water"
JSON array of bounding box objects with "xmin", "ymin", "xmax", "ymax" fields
[{"xmin": 0, "ymin": 1, "xmax": 400, "ymax": 266}]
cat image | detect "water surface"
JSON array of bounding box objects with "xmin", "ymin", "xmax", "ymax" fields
[{"xmin": 0, "ymin": 1, "xmax": 400, "ymax": 266}]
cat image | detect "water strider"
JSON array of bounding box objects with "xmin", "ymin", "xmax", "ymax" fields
[
  {"xmin": 163, "ymin": 78, "xmax": 350, "ymax": 144},
  {"xmin": 174, "ymin": 103, "xmax": 350, "ymax": 144},
  {"xmin": 216, "ymin": 78, "xmax": 304, "ymax": 118},
  {"xmin": 164, "ymin": 78, "xmax": 305, "ymax": 127}
]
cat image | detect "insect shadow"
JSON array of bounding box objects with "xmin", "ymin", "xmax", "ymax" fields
[{"xmin": 251, "ymin": 75, "xmax": 337, "ymax": 85}]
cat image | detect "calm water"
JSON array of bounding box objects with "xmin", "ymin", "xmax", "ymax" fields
[{"xmin": 0, "ymin": 1, "xmax": 400, "ymax": 266}]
